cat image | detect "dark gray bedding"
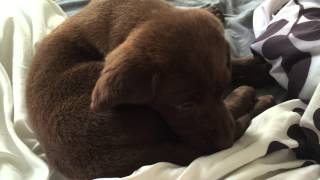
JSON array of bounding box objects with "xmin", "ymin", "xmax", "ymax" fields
[{"xmin": 56, "ymin": 0, "xmax": 89, "ymax": 16}]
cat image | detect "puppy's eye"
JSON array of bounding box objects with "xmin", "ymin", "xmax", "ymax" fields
[{"xmin": 174, "ymin": 102, "xmax": 194, "ymax": 111}]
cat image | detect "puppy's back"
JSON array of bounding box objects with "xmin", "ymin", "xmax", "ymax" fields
[{"xmin": 26, "ymin": 0, "xmax": 174, "ymax": 179}]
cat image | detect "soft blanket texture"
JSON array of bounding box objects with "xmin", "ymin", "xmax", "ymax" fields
[{"xmin": 0, "ymin": 0, "xmax": 319, "ymax": 180}]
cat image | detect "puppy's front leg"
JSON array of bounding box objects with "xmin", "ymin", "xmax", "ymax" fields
[{"xmin": 231, "ymin": 56, "xmax": 274, "ymax": 87}]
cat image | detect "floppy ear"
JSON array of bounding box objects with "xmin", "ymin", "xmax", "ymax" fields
[
  {"xmin": 90, "ymin": 47, "xmax": 158, "ymax": 112},
  {"xmin": 209, "ymin": 41, "xmax": 231, "ymax": 97},
  {"xmin": 203, "ymin": 6, "xmax": 224, "ymax": 24}
]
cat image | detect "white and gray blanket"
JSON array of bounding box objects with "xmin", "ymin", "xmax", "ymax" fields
[{"xmin": 0, "ymin": 0, "xmax": 319, "ymax": 180}]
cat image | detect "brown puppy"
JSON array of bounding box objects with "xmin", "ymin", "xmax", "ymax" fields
[{"xmin": 26, "ymin": 0, "xmax": 273, "ymax": 179}]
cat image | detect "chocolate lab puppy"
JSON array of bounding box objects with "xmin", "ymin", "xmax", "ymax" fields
[{"xmin": 26, "ymin": 0, "xmax": 273, "ymax": 179}]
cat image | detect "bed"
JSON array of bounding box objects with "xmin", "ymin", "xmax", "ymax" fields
[{"xmin": 0, "ymin": 0, "xmax": 319, "ymax": 179}]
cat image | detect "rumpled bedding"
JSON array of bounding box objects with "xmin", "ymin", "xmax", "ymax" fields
[
  {"xmin": 0, "ymin": 0, "xmax": 319, "ymax": 180},
  {"xmin": 0, "ymin": 0, "xmax": 67, "ymax": 179}
]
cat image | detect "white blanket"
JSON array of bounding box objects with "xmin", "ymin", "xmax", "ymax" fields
[
  {"xmin": 0, "ymin": 0, "xmax": 319, "ymax": 180},
  {"xmin": 0, "ymin": 0, "xmax": 66, "ymax": 179}
]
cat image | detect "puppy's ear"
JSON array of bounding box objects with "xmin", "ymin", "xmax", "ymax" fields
[
  {"xmin": 203, "ymin": 6, "xmax": 224, "ymax": 24},
  {"xmin": 90, "ymin": 47, "xmax": 158, "ymax": 112}
]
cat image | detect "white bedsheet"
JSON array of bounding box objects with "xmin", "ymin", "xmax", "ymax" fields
[
  {"xmin": 0, "ymin": 0, "xmax": 319, "ymax": 180},
  {"xmin": 0, "ymin": 0, "xmax": 66, "ymax": 179}
]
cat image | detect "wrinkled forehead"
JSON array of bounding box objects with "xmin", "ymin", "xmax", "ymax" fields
[
  {"xmin": 129, "ymin": 8, "xmax": 229, "ymax": 88},
  {"xmin": 146, "ymin": 10, "xmax": 228, "ymax": 60},
  {"xmin": 133, "ymin": 8, "xmax": 225, "ymax": 43}
]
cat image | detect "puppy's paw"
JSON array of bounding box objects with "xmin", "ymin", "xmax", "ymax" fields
[
  {"xmin": 226, "ymin": 86, "xmax": 256, "ymax": 106},
  {"xmin": 230, "ymin": 86, "xmax": 256, "ymax": 99},
  {"xmin": 225, "ymin": 86, "xmax": 256, "ymax": 119},
  {"xmin": 251, "ymin": 95, "xmax": 275, "ymax": 117},
  {"xmin": 233, "ymin": 94, "xmax": 275, "ymax": 140}
]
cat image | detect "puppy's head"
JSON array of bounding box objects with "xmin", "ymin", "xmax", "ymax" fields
[{"xmin": 91, "ymin": 9, "xmax": 230, "ymax": 126}]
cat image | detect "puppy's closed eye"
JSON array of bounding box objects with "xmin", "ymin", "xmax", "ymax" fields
[
  {"xmin": 173, "ymin": 101, "xmax": 195, "ymax": 111},
  {"xmin": 172, "ymin": 92, "xmax": 202, "ymax": 111}
]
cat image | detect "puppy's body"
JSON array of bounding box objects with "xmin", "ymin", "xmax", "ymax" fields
[{"xmin": 26, "ymin": 0, "xmax": 271, "ymax": 179}]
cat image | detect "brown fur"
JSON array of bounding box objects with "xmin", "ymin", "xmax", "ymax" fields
[{"xmin": 26, "ymin": 0, "xmax": 273, "ymax": 179}]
